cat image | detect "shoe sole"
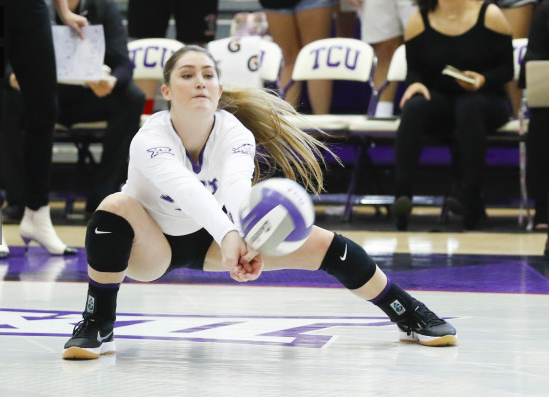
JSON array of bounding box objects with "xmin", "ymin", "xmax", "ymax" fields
[
  {"xmin": 62, "ymin": 341, "xmax": 116, "ymax": 360},
  {"xmin": 399, "ymin": 333, "xmax": 458, "ymax": 347}
]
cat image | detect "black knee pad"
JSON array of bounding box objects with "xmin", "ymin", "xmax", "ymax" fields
[
  {"xmin": 86, "ymin": 210, "xmax": 135, "ymax": 273},
  {"xmin": 319, "ymin": 233, "xmax": 377, "ymax": 290}
]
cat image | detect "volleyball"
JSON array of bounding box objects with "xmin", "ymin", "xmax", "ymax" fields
[{"xmin": 239, "ymin": 178, "xmax": 315, "ymax": 256}]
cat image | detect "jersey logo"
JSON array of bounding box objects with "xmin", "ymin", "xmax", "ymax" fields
[
  {"xmin": 147, "ymin": 147, "xmax": 174, "ymax": 158},
  {"xmin": 232, "ymin": 143, "xmax": 254, "ymax": 157},
  {"xmin": 161, "ymin": 195, "xmax": 174, "ymax": 203}
]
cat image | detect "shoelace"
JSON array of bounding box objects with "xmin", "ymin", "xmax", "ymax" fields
[
  {"xmin": 414, "ymin": 303, "xmax": 446, "ymax": 327},
  {"xmin": 72, "ymin": 318, "xmax": 93, "ymax": 337}
]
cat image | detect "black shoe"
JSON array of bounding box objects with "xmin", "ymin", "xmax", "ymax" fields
[
  {"xmin": 63, "ymin": 318, "xmax": 115, "ymax": 360},
  {"xmin": 396, "ymin": 300, "xmax": 458, "ymax": 346},
  {"xmin": 445, "ymin": 188, "xmax": 486, "ymax": 230},
  {"xmin": 392, "ymin": 196, "xmax": 412, "ymax": 231}
]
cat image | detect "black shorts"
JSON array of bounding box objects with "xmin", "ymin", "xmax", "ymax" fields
[
  {"xmin": 127, "ymin": 0, "xmax": 219, "ymax": 44},
  {"xmin": 163, "ymin": 228, "xmax": 214, "ymax": 274}
]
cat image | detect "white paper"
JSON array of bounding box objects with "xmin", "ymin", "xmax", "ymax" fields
[{"xmin": 52, "ymin": 25, "xmax": 105, "ymax": 84}]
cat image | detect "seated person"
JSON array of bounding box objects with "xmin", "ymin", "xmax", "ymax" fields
[
  {"xmin": 392, "ymin": 0, "xmax": 513, "ymax": 230},
  {"xmin": 1, "ymin": 0, "xmax": 145, "ymax": 220},
  {"xmin": 518, "ymin": 0, "xmax": 549, "ymax": 231}
]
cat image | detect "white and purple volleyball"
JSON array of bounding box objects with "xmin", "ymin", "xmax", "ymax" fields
[{"xmin": 239, "ymin": 178, "xmax": 315, "ymax": 256}]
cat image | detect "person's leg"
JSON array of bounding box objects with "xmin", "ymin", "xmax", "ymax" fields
[
  {"xmin": 526, "ymin": 108, "xmax": 549, "ymax": 228},
  {"xmin": 266, "ymin": 11, "xmax": 303, "ymax": 108},
  {"xmin": 295, "ymin": 5, "xmax": 335, "ymax": 114},
  {"xmin": 1, "ymin": 87, "xmax": 27, "ymax": 219},
  {"xmin": 393, "ymin": 92, "xmax": 454, "ymax": 229},
  {"xmin": 88, "ymin": 84, "xmax": 146, "ymax": 213},
  {"xmin": 360, "ymin": 0, "xmax": 417, "ymax": 116},
  {"xmin": 371, "ymin": 36, "xmax": 403, "ymax": 116},
  {"xmin": 204, "ymin": 226, "xmax": 457, "ymax": 346},
  {"xmin": 449, "ymin": 93, "xmax": 511, "ymax": 228},
  {"xmin": 9, "ymin": 1, "xmax": 58, "ymax": 210},
  {"xmin": 63, "ymin": 194, "xmax": 172, "ymax": 359},
  {"xmin": 173, "ymin": 0, "xmax": 218, "ymax": 45},
  {"xmin": 501, "ymin": 3, "xmax": 535, "ymax": 116},
  {"xmin": 127, "ymin": 0, "xmax": 172, "ymax": 112}
]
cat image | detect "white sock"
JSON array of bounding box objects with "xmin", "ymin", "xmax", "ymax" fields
[{"xmin": 375, "ymin": 101, "xmax": 394, "ymax": 117}]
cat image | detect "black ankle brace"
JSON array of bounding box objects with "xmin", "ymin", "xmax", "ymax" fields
[
  {"xmin": 86, "ymin": 210, "xmax": 135, "ymax": 273},
  {"xmin": 83, "ymin": 279, "xmax": 119, "ymax": 323},
  {"xmin": 319, "ymin": 233, "xmax": 377, "ymax": 290},
  {"xmin": 372, "ymin": 281, "xmax": 415, "ymax": 322}
]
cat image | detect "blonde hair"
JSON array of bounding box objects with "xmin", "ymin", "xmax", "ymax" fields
[{"xmin": 164, "ymin": 46, "xmax": 337, "ymax": 194}]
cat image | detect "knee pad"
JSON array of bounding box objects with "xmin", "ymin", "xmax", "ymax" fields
[
  {"xmin": 319, "ymin": 233, "xmax": 377, "ymax": 290},
  {"xmin": 86, "ymin": 210, "xmax": 135, "ymax": 273}
]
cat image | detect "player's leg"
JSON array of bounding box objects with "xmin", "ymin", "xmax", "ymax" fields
[
  {"xmin": 204, "ymin": 226, "xmax": 457, "ymax": 346},
  {"xmin": 63, "ymin": 194, "xmax": 172, "ymax": 360}
]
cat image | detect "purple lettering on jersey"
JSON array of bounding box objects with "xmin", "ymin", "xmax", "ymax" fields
[
  {"xmin": 161, "ymin": 195, "xmax": 174, "ymax": 203},
  {"xmin": 147, "ymin": 147, "xmax": 174, "ymax": 158},
  {"xmin": 232, "ymin": 143, "xmax": 254, "ymax": 157}
]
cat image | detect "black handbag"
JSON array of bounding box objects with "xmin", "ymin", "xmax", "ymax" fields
[{"xmin": 259, "ymin": 0, "xmax": 302, "ymax": 9}]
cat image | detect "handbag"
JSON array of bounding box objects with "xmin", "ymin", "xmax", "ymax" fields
[{"xmin": 259, "ymin": 0, "xmax": 302, "ymax": 9}]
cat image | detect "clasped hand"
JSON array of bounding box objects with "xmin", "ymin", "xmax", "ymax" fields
[{"xmin": 221, "ymin": 231, "xmax": 264, "ymax": 282}]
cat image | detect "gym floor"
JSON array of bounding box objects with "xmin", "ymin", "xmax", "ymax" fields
[{"xmin": 1, "ymin": 204, "xmax": 548, "ymax": 396}]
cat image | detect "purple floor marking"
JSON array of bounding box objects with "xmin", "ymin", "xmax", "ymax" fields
[{"xmin": 1, "ymin": 246, "xmax": 548, "ymax": 294}]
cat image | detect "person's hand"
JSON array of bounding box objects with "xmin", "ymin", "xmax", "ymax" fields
[
  {"xmin": 59, "ymin": 10, "xmax": 88, "ymax": 38},
  {"xmin": 455, "ymin": 71, "xmax": 485, "ymax": 91},
  {"xmin": 400, "ymin": 82, "xmax": 431, "ymax": 108},
  {"xmin": 9, "ymin": 73, "xmax": 20, "ymax": 91},
  {"xmin": 236, "ymin": 244, "xmax": 264, "ymax": 282},
  {"xmin": 220, "ymin": 230, "xmax": 250, "ymax": 282},
  {"xmin": 86, "ymin": 78, "xmax": 116, "ymax": 98}
]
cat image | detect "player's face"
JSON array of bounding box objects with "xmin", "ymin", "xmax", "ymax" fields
[{"xmin": 162, "ymin": 51, "xmax": 222, "ymax": 114}]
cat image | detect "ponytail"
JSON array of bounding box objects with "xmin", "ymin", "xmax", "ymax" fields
[{"xmin": 219, "ymin": 87, "xmax": 338, "ymax": 195}]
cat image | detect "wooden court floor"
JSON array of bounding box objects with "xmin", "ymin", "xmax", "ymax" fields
[{"xmin": 1, "ymin": 203, "xmax": 548, "ymax": 396}]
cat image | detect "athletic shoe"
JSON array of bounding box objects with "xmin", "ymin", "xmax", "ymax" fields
[
  {"xmin": 396, "ymin": 300, "xmax": 457, "ymax": 346},
  {"xmin": 63, "ymin": 318, "xmax": 115, "ymax": 360}
]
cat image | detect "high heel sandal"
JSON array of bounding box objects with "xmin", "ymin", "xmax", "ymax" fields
[
  {"xmin": 0, "ymin": 226, "xmax": 9, "ymax": 258},
  {"xmin": 19, "ymin": 206, "xmax": 77, "ymax": 255}
]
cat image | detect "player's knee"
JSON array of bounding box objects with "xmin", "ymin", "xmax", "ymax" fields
[
  {"xmin": 319, "ymin": 233, "xmax": 377, "ymax": 290},
  {"xmin": 86, "ymin": 210, "xmax": 135, "ymax": 273},
  {"xmin": 96, "ymin": 194, "xmax": 138, "ymax": 219}
]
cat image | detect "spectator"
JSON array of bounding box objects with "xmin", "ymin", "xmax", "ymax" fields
[
  {"xmin": 259, "ymin": 0, "xmax": 336, "ymax": 114},
  {"xmin": 392, "ymin": 0, "xmax": 514, "ymax": 231},
  {"xmin": 518, "ymin": 0, "xmax": 549, "ymax": 230},
  {"xmin": 350, "ymin": 0, "xmax": 418, "ymax": 117},
  {"xmin": 2, "ymin": 0, "xmax": 146, "ymax": 221},
  {"xmin": 1, "ymin": 0, "xmax": 87, "ymax": 258},
  {"xmin": 493, "ymin": 0, "xmax": 538, "ymax": 115},
  {"xmin": 126, "ymin": 0, "xmax": 219, "ymax": 114}
]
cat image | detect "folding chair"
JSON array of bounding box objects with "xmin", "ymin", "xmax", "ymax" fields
[
  {"xmin": 207, "ymin": 36, "xmax": 284, "ymax": 90},
  {"xmin": 281, "ymin": 37, "xmax": 376, "ymax": 131},
  {"xmin": 492, "ymin": 38, "xmax": 531, "ymax": 228},
  {"xmin": 128, "ymin": 38, "xmax": 185, "ymax": 124}
]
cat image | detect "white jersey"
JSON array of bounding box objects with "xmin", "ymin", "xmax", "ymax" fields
[{"xmin": 121, "ymin": 110, "xmax": 256, "ymax": 245}]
